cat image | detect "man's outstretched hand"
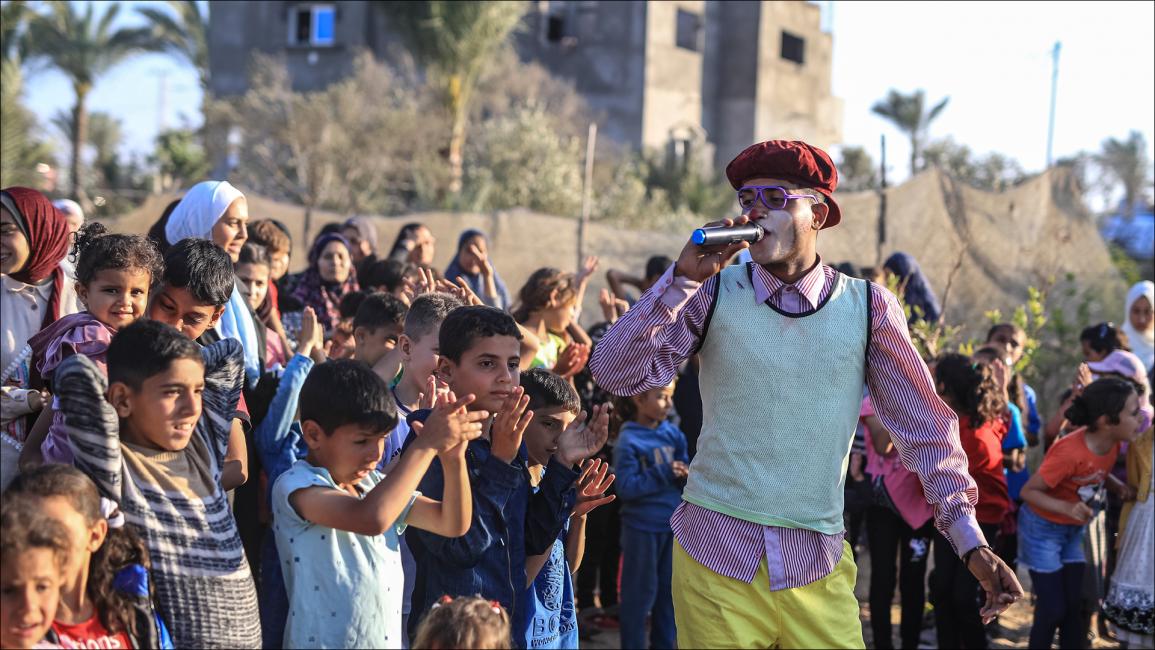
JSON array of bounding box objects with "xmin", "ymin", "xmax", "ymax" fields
[{"xmin": 967, "ymin": 547, "xmax": 1025, "ymax": 624}]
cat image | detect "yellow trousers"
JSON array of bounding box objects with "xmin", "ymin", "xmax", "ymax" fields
[{"xmin": 671, "ymin": 538, "xmax": 865, "ymax": 649}]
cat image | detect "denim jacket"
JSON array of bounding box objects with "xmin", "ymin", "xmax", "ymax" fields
[{"xmin": 403, "ymin": 409, "xmax": 578, "ymax": 646}]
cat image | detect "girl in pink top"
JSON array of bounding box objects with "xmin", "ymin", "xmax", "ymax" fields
[
  {"xmin": 862, "ymin": 394, "xmax": 935, "ymax": 649},
  {"xmin": 21, "ymin": 224, "xmax": 163, "ymax": 465}
]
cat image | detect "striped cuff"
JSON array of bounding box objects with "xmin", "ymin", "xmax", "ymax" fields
[
  {"xmin": 657, "ymin": 265, "xmax": 701, "ymax": 311},
  {"xmin": 948, "ymin": 514, "xmax": 989, "ymax": 558}
]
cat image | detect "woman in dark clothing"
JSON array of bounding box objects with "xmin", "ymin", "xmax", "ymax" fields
[
  {"xmin": 444, "ymin": 229, "xmax": 511, "ymax": 310},
  {"xmin": 884, "ymin": 252, "xmax": 942, "ymax": 325}
]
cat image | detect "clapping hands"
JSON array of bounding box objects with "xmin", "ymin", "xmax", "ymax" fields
[
  {"xmin": 553, "ymin": 343, "xmax": 590, "ymax": 379},
  {"xmin": 490, "ymin": 387, "xmax": 534, "ymax": 464},
  {"xmin": 556, "ymin": 403, "xmax": 611, "ymax": 467},
  {"xmin": 412, "ymin": 390, "xmax": 489, "ymax": 460},
  {"xmin": 572, "ymin": 458, "xmax": 616, "ymax": 518}
]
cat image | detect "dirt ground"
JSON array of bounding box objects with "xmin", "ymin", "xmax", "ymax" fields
[{"xmin": 577, "ymin": 540, "xmax": 1123, "ymax": 649}]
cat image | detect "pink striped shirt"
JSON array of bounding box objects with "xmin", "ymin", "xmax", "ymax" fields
[{"xmin": 589, "ymin": 259, "xmax": 986, "ymax": 590}]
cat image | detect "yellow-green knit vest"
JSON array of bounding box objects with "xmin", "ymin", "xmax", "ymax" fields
[{"xmin": 684, "ymin": 264, "xmax": 870, "ymax": 534}]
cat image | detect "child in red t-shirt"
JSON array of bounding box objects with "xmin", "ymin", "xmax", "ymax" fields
[
  {"xmin": 5, "ymin": 465, "xmax": 171, "ymax": 649},
  {"xmin": 931, "ymin": 353, "xmax": 1011, "ymax": 649},
  {"xmin": 1019, "ymin": 377, "xmax": 1143, "ymax": 650}
]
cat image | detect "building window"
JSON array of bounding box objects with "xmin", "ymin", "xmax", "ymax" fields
[
  {"xmin": 675, "ymin": 9, "xmax": 701, "ymax": 52},
  {"xmin": 781, "ymin": 31, "xmax": 805, "ymax": 64},
  {"xmin": 547, "ymin": 14, "xmax": 566, "ymax": 42},
  {"xmin": 289, "ymin": 4, "xmax": 335, "ymax": 47}
]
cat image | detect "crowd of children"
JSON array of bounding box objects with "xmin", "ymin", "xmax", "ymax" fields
[{"xmin": 1, "ymin": 179, "xmax": 1152, "ymax": 650}]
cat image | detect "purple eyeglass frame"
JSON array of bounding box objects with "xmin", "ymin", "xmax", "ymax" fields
[{"xmin": 736, "ymin": 185, "xmax": 817, "ymax": 211}]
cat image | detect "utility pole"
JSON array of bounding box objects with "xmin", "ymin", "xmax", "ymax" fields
[
  {"xmin": 151, "ymin": 69, "xmax": 169, "ymax": 134},
  {"xmin": 578, "ymin": 122, "xmax": 597, "ymax": 268},
  {"xmin": 150, "ymin": 70, "xmax": 169, "ymax": 194},
  {"xmin": 1046, "ymin": 41, "xmax": 1061, "ymax": 168},
  {"xmin": 877, "ymin": 134, "xmax": 887, "ymax": 265}
]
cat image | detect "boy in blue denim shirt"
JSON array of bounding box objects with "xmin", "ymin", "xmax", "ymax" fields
[
  {"xmin": 404, "ymin": 307, "xmax": 609, "ymax": 646},
  {"xmin": 518, "ymin": 369, "xmax": 615, "ymax": 649}
]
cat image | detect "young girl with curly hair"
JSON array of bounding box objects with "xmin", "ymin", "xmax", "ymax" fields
[{"xmin": 21, "ymin": 222, "xmax": 163, "ymax": 466}]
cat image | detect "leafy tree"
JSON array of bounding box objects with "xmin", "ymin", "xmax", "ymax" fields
[
  {"xmin": 1, "ymin": 58, "xmax": 54, "ymax": 188},
  {"xmin": 137, "ymin": 0, "xmax": 208, "ymax": 89},
  {"xmin": 52, "ymin": 109, "xmax": 123, "ymax": 189},
  {"xmin": 870, "ymin": 89, "xmax": 949, "ymax": 177},
  {"xmin": 923, "ymin": 137, "xmax": 1025, "ymax": 191},
  {"xmin": 462, "ymin": 106, "xmax": 584, "ymax": 215},
  {"xmin": 1096, "ymin": 130, "xmax": 1152, "ymax": 218},
  {"xmin": 2, "ymin": 0, "xmax": 31, "ymax": 64},
  {"xmin": 150, "ymin": 127, "xmax": 210, "ymax": 192},
  {"xmin": 25, "ymin": 1, "xmax": 158, "ymax": 201},
  {"xmin": 375, "ymin": 0, "xmax": 526, "ymax": 196},
  {"xmin": 837, "ymin": 145, "xmax": 878, "ymax": 192},
  {"xmin": 220, "ymin": 52, "xmax": 437, "ymax": 237}
]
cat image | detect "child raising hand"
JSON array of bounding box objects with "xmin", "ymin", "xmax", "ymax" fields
[{"xmin": 272, "ymin": 359, "xmax": 487, "ymax": 648}]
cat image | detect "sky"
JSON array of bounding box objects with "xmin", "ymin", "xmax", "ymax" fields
[{"xmin": 20, "ymin": 1, "xmax": 1155, "ymax": 200}]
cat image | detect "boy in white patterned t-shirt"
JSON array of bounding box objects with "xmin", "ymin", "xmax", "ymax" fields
[{"xmin": 271, "ymin": 359, "xmax": 484, "ymax": 648}]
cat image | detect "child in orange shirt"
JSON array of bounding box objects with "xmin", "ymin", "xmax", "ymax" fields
[{"xmin": 1019, "ymin": 377, "xmax": 1143, "ymax": 649}]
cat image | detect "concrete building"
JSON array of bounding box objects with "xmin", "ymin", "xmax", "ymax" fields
[{"xmin": 207, "ymin": 1, "xmax": 842, "ymax": 169}]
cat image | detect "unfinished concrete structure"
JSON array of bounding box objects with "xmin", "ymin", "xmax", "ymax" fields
[{"xmin": 207, "ymin": 0, "xmax": 843, "ymax": 169}]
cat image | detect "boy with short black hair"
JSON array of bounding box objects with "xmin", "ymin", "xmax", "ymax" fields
[
  {"xmin": 271, "ymin": 358, "xmax": 484, "ymax": 648},
  {"xmin": 53, "ymin": 320, "xmax": 262, "ymax": 648},
  {"xmin": 147, "ymin": 237, "xmax": 251, "ymax": 493},
  {"xmin": 353, "ymin": 292, "xmax": 408, "ymax": 383},
  {"xmin": 518, "ymin": 368, "xmax": 615, "ymax": 649},
  {"xmin": 362, "ymin": 258, "xmax": 416, "ymax": 297},
  {"xmin": 148, "ymin": 238, "xmax": 234, "ymax": 340},
  {"xmin": 405, "ymin": 306, "xmax": 609, "ymax": 646}
]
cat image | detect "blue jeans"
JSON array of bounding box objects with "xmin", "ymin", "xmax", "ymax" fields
[
  {"xmin": 619, "ymin": 526, "xmax": 676, "ymax": 649},
  {"xmin": 259, "ymin": 529, "xmax": 289, "ymax": 649},
  {"xmin": 1017, "ymin": 504, "xmax": 1085, "ymax": 573}
]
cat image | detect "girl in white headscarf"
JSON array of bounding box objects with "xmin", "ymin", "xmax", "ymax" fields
[
  {"xmin": 164, "ymin": 181, "xmax": 262, "ymax": 385},
  {"xmin": 1124, "ymin": 281, "xmax": 1155, "ymax": 372}
]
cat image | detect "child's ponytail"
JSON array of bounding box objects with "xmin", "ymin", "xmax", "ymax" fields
[
  {"xmin": 71, "ymin": 221, "xmax": 164, "ymax": 287},
  {"xmin": 1065, "ymin": 377, "xmax": 1138, "ymax": 431},
  {"xmin": 511, "ymin": 267, "xmax": 577, "ymax": 324},
  {"xmin": 72, "ymin": 221, "xmax": 110, "ymax": 263},
  {"xmin": 1080, "ymin": 322, "xmax": 1131, "ymax": 357}
]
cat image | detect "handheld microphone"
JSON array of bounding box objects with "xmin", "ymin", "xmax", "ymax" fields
[{"xmin": 691, "ymin": 223, "xmax": 764, "ymax": 246}]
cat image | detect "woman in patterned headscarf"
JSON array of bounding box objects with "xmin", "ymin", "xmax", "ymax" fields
[{"xmin": 289, "ymin": 233, "xmax": 360, "ymax": 334}]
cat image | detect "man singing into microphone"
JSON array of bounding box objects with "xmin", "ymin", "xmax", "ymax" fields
[{"xmin": 589, "ymin": 140, "xmax": 1023, "ymax": 648}]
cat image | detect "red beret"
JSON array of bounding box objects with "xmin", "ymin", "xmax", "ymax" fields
[{"xmin": 725, "ymin": 140, "xmax": 842, "ymax": 228}]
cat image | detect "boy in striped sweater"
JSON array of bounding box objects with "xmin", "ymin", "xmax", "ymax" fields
[{"xmin": 53, "ymin": 319, "xmax": 261, "ymax": 648}]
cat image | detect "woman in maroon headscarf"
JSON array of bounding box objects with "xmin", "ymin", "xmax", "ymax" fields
[{"xmin": 1, "ymin": 187, "xmax": 82, "ymax": 489}]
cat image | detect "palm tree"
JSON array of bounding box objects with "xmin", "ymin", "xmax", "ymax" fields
[
  {"xmin": 376, "ymin": 0, "xmax": 526, "ymax": 198},
  {"xmin": 137, "ymin": 0, "xmax": 209, "ymax": 90},
  {"xmin": 871, "ymin": 89, "xmax": 949, "ymax": 177},
  {"xmin": 2, "ymin": 0, "xmax": 31, "ymax": 65},
  {"xmin": 1097, "ymin": 131, "xmax": 1151, "ymax": 219},
  {"xmin": 52, "ymin": 109, "xmax": 123, "ymax": 189},
  {"xmin": 25, "ymin": 1, "xmax": 157, "ymax": 201}
]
